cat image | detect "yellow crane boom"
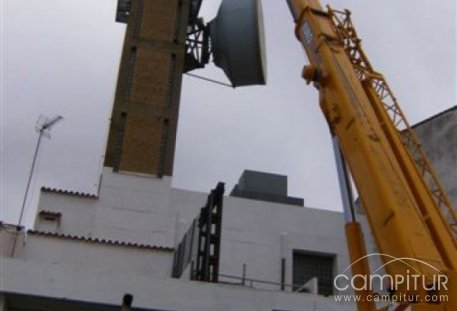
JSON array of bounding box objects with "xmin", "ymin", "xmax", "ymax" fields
[{"xmin": 286, "ymin": 1, "xmax": 457, "ymax": 310}]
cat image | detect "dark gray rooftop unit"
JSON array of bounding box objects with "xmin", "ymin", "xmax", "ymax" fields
[{"xmin": 230, "ymin": 170, "xmax": 304, "ymax": 206}]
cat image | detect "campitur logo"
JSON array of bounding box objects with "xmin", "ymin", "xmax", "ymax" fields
[{"xmin": 333, "ymin": 253, "xmax": 449, "ymax": 303}]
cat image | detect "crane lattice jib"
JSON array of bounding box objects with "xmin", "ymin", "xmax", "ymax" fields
[{"xmin": 327, "ymin": 7, "xmax": 457, "ymax": 238}]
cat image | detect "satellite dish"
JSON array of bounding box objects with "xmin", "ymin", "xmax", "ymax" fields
[{"xmin": 209, "ymin": 0, "xmax": 267, "ymax": 87}]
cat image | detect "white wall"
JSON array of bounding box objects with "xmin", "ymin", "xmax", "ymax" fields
[
  {"xmin": 34, "ymin": 167, "xmax": 350, "ymax": 291},
  {"xmin": 2, "ymin": 167, "xmax": 355, "ymax": 310},
  {"xmin": 218, "ymin": 196, "xmax": 349, "ymax": 290},
  {"xmin": 37, "ymin": 168, "xmax": 180, "ymax": 247},
  {"xmin": 22, "ymin": 234, "xmax": 173, "ymax": 279},
  {"xmin": 0, "ymin": 257, "xmax": 354, "ymax": 311}
]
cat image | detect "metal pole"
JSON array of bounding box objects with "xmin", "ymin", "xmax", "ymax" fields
[
  {"xmin": 18, "ymin": 115, "xmax": 62, "ymax": 227},
  {"xmin": 12, "ymin": 115, "xmax": 62, "ymax": 257},
  {"xmin": 18, "ymin": 129, "xmax": 44, "ymax": 227},
  {"xmin": 280, "ymin": 258, "xmax": 286, "ymax": 291},
  {"xmin": 11, "ymin": 130, "xmax": 44, "ymax": 256},
  {"xmin": 332, "ymin": 137, "xmax": 376, "ymax": 311},
  {"xmin": 331, "ymin": 136, "xmax": 356, "ymax": 223},
  {"xmin": 242, "ymin": 263, "xmax": 246, "ymax": 286}
]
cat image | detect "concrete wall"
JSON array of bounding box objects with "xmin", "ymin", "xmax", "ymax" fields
[
  {"xmin": 172, "ymin": 192, "xmax": 349, "ymax": 291},
  {"xmin": 22, "ymin": 234, "xmax": 173, "ymax": 279},
  {"xmin": 34, "ymin": 167, "xmax": 349, "ymax": 292},
  {"xmin": 0, "ymin": 225, "xmax": 24, "ymax": 258},
  {"xmin": 0, "ymin": 167, "xmax": 354, "ymax": 311},
  {"xmin": 413, "ymin": 106, "xmax": 457, "ymax": 209},
  {"xmin": 37, "ymin": 169, "xmax": 178, "ymax": 247},
  {"xmin": 219, "ymin": 196, "xmax": 348, "ymax": 290},
  {"xmin": 0, "ymin": 257, "xmax": 354, "ymax": 311}
]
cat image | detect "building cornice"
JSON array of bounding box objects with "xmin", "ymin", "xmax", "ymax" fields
[
  {"xmin": 27, "ymin": 230, "xmax": 174, "ymax": 252},
  {"xmin": 41, "ymin": 187, "xmax": 98, "ymax": 199}
]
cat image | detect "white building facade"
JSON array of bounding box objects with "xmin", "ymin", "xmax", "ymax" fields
[
  {"xmin": 0, "ymin": 168, "xmax": 354, "ymax": 311},
  {"xmin": 1, "ymin": 107, "xmax": 455, "ymax": 311}
]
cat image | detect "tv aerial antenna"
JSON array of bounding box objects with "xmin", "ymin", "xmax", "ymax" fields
[{"xmin": 18, "ymin": 115, "xmax": 63, "ymax": 227}]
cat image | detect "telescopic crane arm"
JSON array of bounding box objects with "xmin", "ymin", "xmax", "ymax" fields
[{"xmin": 286, "ymin": 1, "xmax": 457, "ymax": 310}]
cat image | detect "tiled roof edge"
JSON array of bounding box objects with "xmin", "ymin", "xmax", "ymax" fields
[
  {"xmin": 27, "ymin": 230, "xmax": 174, "ymax": 252},
  {"xmin": 41, "ymin": 187, "xmax": 98, "ymax": 199}
]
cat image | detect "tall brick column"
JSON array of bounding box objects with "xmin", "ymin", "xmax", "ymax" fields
[{"xmin": 105, "ymin": 0, "xmax": 189, "ymax": 177}]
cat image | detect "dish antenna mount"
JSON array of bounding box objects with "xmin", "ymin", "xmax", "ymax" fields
[{"xmin": 116, "ymin": 0, "xmax": 267, "ymax": 87}]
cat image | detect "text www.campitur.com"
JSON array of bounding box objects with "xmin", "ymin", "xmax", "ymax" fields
[{"xmin": 334, "ymin": 294, "xmax": 448, "ymax": 303}]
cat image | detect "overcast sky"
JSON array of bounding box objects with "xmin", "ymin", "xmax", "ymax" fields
[{"xmin": 1, "ymin": 0, "xmax": 455, "ymax": 226}]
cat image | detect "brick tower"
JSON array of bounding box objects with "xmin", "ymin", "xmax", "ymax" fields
[{"xmin": 104, "ymin": 0, "xmax": 190, "ymax": 177}]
